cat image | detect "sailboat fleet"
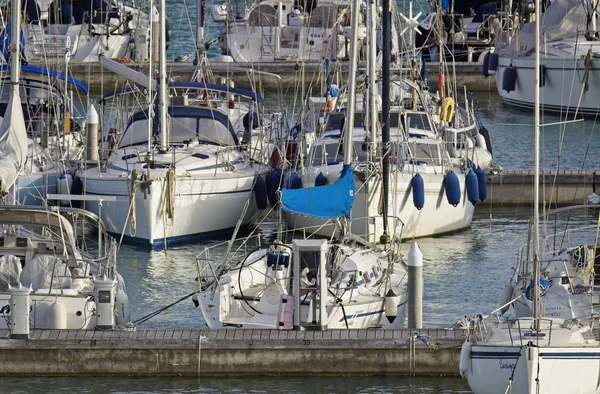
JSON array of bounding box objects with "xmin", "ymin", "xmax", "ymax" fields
[{"xmin": 0, "ymin": 0, "xmax": 598, "ymax": 389}]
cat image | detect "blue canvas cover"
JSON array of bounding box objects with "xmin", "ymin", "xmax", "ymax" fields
[{"xmin": 281, "ymin": 164, "xmax": 355, "ymax": 219}]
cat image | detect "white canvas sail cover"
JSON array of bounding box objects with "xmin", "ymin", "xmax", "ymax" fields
[
  {"xmin": 0, "ymin": 85, "xmax": 27, "ymax": 193},
  {"xmin": 497, "ymin": 0, "xmax": 588, "ymax": 56}
]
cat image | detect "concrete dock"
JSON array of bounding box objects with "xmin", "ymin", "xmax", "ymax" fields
[
  {"xmin": 482, "ymin": 170, "xmax": 599, "ymax": 206},
  {"xmin": 33, "ymin": 60, "xmax": 492, "ymax": 94},
  {"xmin": 0, "ymin": 328, "xmax": 464, "ymax": 377}
]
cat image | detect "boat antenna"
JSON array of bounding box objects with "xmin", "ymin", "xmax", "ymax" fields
[{"xmin": 380, "ymin": 0, "xmax": 391, "ymax": 244}]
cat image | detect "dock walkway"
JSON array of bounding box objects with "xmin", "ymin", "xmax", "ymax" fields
[{"xmin": 0, "ymin": 328, "xmax": 464, "ymax": 377}]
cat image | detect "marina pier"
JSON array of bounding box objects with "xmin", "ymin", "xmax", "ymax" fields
[
  {"xmin": 483, "ymin": 170, "xmax": 599, "ymax": 206},
  {"xmin": 0, "ymin": 328, "xmax": 464, "ymax": 377},
  {"xmin": 52, "ymin": 61, "xmax": 492, "ymax": 94}
]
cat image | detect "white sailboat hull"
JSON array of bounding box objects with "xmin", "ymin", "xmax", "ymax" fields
[
  {"xmin": 283, "ymin": 171, "xmax": 474, "ymax": 241},
  {"xmin": 81, "ymin": 172, "xmax": 262, "ymax": 247},
  {"xmin": 466, "ymin": 344, "xmax": 600, "ymax": 394},
  {"xmin": 496, "ymin": 55, "xmax": 600, "ymax": 115}
]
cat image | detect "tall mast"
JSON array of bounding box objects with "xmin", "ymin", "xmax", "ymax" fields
[
  {"xmin": 158, "ymin": 0, "xmax": 168, "ymax": 151},
  {"xmin": 10, "ymin": 0, "xmax": 21, "ymax": 85},
  {"xmin": 532, "ymin": 0, "xmax": 541, "ymax": 328},
  {"xmin": 342, "ymin": 0, "xmax": 361, "ymax": 166},
  {"xmin": 368, "ymin": 0, "xmax": 377, "ymax": 161},
  {"xmin": 197, "ymin": 0, "xmax": 205, "ymax": 63},
  {"xmin": 380, "ymin": 0, "xmax": 391, "ymax": 243}
]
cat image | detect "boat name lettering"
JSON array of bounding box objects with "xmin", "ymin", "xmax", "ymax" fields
[
  {"xmin": 499, "ymin": 359, "xmax": 515, "ymax": 370},
  {"xmin": 309, "ymin": 33, "xmax": 324, "ymax": 39}
]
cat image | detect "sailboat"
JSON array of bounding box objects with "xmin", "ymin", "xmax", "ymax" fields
[
  {"xmin": 494, "ymin": 0, "xmax": 600, "ymax": 115},
  {"xmin": 194, "ymin": 0, "xmax": 410, "ymax": 330},
  {"xmin": 461, "ymin": 0, "xmax": 600, "ymax": 392},
  {"xmin": 77, "ymin": 0, "xmax": 271, "ymax": 247},
  {"xmin": 0, "ymin": 0, "xmax": 130, "ymax": 332},
  {"xmin": 281, "ymin": 3, "xmax": 485, "ymax": 242}
]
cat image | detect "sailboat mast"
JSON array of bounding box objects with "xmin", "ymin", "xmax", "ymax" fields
[
  {"xmin": 381, "ymin": 0, "xmax": 390, "ymax": 243},
  {"xmin": 158, "ymin": 0, "xmax": 168, "ymax": 151},
  {"xmin": 10, "ymin": 0, "xmax": 21, "ymax": 85},
  {"xmin": 197, "ymin": 0, "xmax": 205, "ymax": 48},
  {"xmin": 533, "ymin": 0, "xmax": 541, "ymax": 326},
  {"xmin": 342, "ymin": 0, "xmax": 360, "ymax": 166}
]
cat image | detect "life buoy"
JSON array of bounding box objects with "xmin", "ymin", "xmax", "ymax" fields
[{"xmin": 439, "ymin": 97, "xmax": 454, "ymax": 123}]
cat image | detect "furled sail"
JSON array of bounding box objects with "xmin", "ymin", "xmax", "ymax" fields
[
  {"xmin": 0, "ymin": 83, "xmax": 27, "ymax": 193},
  {"xmin": 281, "ymin": 164, "xmax": 355, "ymax": 219}
]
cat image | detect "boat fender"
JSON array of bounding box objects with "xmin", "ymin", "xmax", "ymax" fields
[
  {"xmin": 474, "ymin": 167, "xmax": 487, "ymax": 201},
  {"xmin": 266, "ymin": 169, "xmax": 283, "ymax": 207},
  {"xmin": 46, "ymin": 299, "xmax": 68, "ymax": 329},
  {"xmin": 474, "ymin": 133, "xmax": 487, "ymax": 151},
  {"xmin": 475, "ymin": 167, "xmax": 487, "ymax": 202},
  {"xmin": 488, "ymin": 52, "xmax": 499, "ymax": 75},
  {"xmin": 285, "ymin": 172, "xmax": 302, "ymax": 190},
  {"xmin": 315, "ymin": 172, "xmax": 328, "ymax": 187},
  {"xmin": 478, "ymin": 126, "xmax": 493, "ymax": 156},
  {"xmin": 384, "ymin": 289, "xmax": 400, "ymax": 324},
  {"xmin": 444, "ymin": 171, "xmax": 461, "ymax": 206},
  {"xmin": 440, "ymin": 97, "xmax": 454, "ymax": 123},
  {"xmin": 502, "ymin": 64, "xmax": 517, "ymax": 93},
  {"xmin": 253, "ymin": 176, "xmax": 268, "ymax": 210},
  {"xmin": 481, "ymin": 52, "xmax": 490, "ymax": 77},
  {"xmin": 465, "ymin": 169, "xmax": 479, "ymax": 206},
  {"xmin": 459, "ymin": 341, "xmax": 472, "ymax": 378},
  {"xmin": 115, "ymin": 285, "xmax": 131, "ymax": 326},
  {"xmin": 499, "ymin": 283, "xmax": 513, "ymax": 314},
  {"xmin": 539, "ymin": 64, "xmax": 546, "ymax": 87},
  {"xmin": 411, "ymin": 173, "xmax": 425, "ymax": 210}
]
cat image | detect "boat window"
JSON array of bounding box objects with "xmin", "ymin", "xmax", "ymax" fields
[
  {"xmin": 248, "ymin": 4, "xmax": 277, "ymax": 26},
  {"xmin": 406, "ymin": 141, "xmax": 441, "ymax": 165},
  {"xmin": 309, "ymin": 142, "xmax": 344, "ymax": 166},
  {"xmin": 308, "ymin": 6, "xmax": 336, "ymax": 28},
  {"xmin": 324, "ymin": 112, "xmax": 364, "ymax": 132},
  {"xmin": 119, "ymin": 107, "xmax": 238, "ymax": 148},
  {"xmin": 405, "ymin": 112, "xmax": 432, "ymax": 131}
]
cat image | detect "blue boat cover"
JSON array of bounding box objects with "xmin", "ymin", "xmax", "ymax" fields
[
  {"xmin": 281, "ymin": 164, "xmax": 354, "ymax": 219},
  {"xmin": 0, "ymin": 65, "xmax": 89, "ymax": 94}
]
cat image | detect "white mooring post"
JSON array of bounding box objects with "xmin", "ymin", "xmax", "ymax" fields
[{"xmin": 407, "ymin": 241, "xmax": 423, "ymax": 329}]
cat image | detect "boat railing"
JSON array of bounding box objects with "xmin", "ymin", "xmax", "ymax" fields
[{"xmin": 514, "ymin": 318, "xmax": 556, "ymax": 346}]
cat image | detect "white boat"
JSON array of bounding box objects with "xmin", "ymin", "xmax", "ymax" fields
[
  {"xmin": 77, "ymin": 0, "xmax": 270, "ymax": 247},
  {"xmin": 494, "ymin": 0, "xmax": 600, "ymax": 115},
  {"xmin": 78, "ymin": 83, "xmax": 271, "ymax": 247},
  {"xmin": 214, "ymin": 0, "xmax": 369, "ymax": 63},
  {"xmin": 462, "ymin": 1, "xmax": 600, "ymax": 391},
  {"xmin": 500, "ymin": 205, "xmax": 599, "ymax": 321},
  {"xmin": 0, "ymin": 205, "xmax": 130, "ymax": 330},
  {"xmin": 283, "ymin": 79, "xmax": 479, "ymax": 242},
  {"xmin": 195, "ymin": 0, "xmax": 410, "ymax": 330},
  {"xmin": 0, "ymin": 69, "xmax": 90, "ymax": 206},
  {"xmin": 11, "ymin": 0, "xmax": 156, "ymax": 62}
]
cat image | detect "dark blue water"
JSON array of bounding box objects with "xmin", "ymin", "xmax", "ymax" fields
[{"xmin": 0, "ymin": 376, "xmax": 471, "ymax": 393}]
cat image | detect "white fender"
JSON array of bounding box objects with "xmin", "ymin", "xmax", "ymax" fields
[
  {"xmin": 459, "ymin": 340, "xmax": 472, "ymax": 378},
  {"xmin": 499, "ymin": 283, "xmax": 513, "ymax": 314},
  {"xmin": 475, "ymin": 133, "xmax": 487, "ymax": 151}
]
